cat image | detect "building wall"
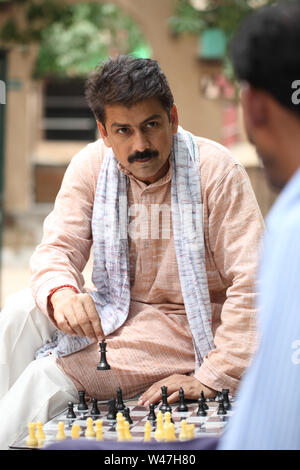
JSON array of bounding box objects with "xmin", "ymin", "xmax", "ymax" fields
[
  {"xmin": 0, "ymin": 0, "xmax": 226, "ymax": 214},
  {"xmin": 0, "ymin": 0, "xmax": 276, "ymax": 217}
]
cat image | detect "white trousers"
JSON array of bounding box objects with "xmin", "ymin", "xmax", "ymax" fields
[{"xmin": 0, "ymin": 288, "xmax": 78, "ymax": 450}]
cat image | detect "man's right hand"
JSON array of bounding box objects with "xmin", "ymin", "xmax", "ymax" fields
[{"xmin": 50, "ymin": 289, "xmax": 104, "ymax": 341}]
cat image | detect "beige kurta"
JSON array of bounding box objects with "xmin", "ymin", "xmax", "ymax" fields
[{"xmin": 30, "ymin": 136, "xmax": 264, "ymax": 399}]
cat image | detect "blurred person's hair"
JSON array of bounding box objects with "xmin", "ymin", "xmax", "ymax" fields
[
  {"xmin": 230, "ymin": 0, "xmax": 300, "ymax": 118},
  {"xmin": 85, "ymin": 55, "xmax": 174, "ymax": 126}
]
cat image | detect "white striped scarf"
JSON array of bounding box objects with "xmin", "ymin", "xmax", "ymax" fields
[{"xmin": 36, "ymin": 127, "xmax": 215, "ymax": 370}]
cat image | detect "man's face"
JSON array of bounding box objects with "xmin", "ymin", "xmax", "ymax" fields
[
  {"xmin": 240, "ymin": 85, "xmax": 285, "ymax": 191},
  {"xmin": 97, "ymin": 98, "xmax": 178, "ymax": 184}
]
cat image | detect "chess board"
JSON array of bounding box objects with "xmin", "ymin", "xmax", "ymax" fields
[{"xmin": 9, "ymin": 397, "xmax": 234, "ymax": 450}]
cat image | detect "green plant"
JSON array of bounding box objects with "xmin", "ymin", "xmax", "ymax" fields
[
  {"xmin": 0, "ymin": 1, "xmax": 151, "ymax": 78},
  {"xmin": 169, "ymin": 0, "xmax": 278, "ymax": 37}
]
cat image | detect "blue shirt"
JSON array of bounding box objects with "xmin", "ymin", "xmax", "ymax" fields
[{"xmin": 219, "ymin": 165, "xmax": 300, "ymax": 450}]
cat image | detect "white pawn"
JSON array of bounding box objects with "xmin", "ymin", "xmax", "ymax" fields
[
  {"xmin": 85, "ymin": 417, "xmax": 96, "ymax": 438},
  {"xmin": 26, "ymin": 422, "xmax": 38, "ymax": 447},
  {"xmin": 95, "ymin": 420, "xmax": 103, "ymax": 441},
  {"xmin": 56, "ymin": 421, "xmax": 66, "ymax": 441},
  {"xmin": 71, "ymin": 423, "xmax": 81, "ymax": 439},
  {"xmin": 154, "ymin": 410, "xmax": 164, "ymax": 442},
  {"xmin": 144, "ymin": 421, "xmax": 152, "ymax": 442},
  {"xmin": 124, "ymin": 420, "xmax": 132, "ymax": 441},
  {"xmin": 179, "ymin": 420, "xmax": 188, "ymax": 441},
  {"xmin": 186, "ymin": 423, "xmax": 195, "ymax": 440},
  {"xmin": 36, "ymin": 421, "xmax": 46, "ymax": 446},
  {"xmin": 165, "ymin": 422, "xmax": 177, "ymax": 442}
]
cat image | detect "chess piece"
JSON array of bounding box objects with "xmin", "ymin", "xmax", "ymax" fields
[
  {"xmin": 200, "ymin": 391, "xmax": 209, "ymax": 410},
  {"xmin": 217, "ymin": 400, "xmax": 227, "ymax": 415},
  {"xmin": 222, "ymin": 389, "xmax": 232, "ymax": 411},
  {"xmin": 78, "ymin": 390, "xmax": 88, "ymax": 411},
  {"xmin": 124, "ymin": 421, "xmax": 132, "ymax": 441},
  {"xmin": 154, "ymin": 410, "xmax": 164, "ymax": 441},
  {"xmin": 215, "ymin": 391, "xmax": 223, "ymax": 402},
  {"xmin": 36, "ymin": 421, "xmax": 46, "ymax": 446},
  {"xmin": 116, "ymin": 387, "xmax": 125, "ymax": 411},
  {"xmin": 197, "ymin": 398, "xmax": 207, "ymax": 417},
  {"xmin": 66, "ymin": 401, "xmax": 77, "ymax": 419},
  {"xmin": 116, "ymin": 412, "xmax": 125, "ymax": 435},
  {"xmin": 165, "ymin": 422, "xmax": 176, "ymax": 442},
  {"xmin": 85, "ymin": 417, "xmax": 96, "ymax": 438},
  {"xmin": 107, "ymin": 398, "xmax": 117, "ymax": 420},
  {"xmin": 147, "ymin": 403, "xmax": 156, "ymax": 422},
  {"xmin": 159, "ymin": 386, "xmax": 172, "ymax": 413},
  {"xmin": 97, "ymin": 339, "xmax": 111, "ymax": 370},
  {"xmin": 91, "ymin": 398, "xmax": 100, "ymax": 416},
  {"xmin": 123, "ymin": 407, "xmax": 133, "ymax": 424},
  {"xmin": 179, "ymin": 420, "xmax": 188, "ymax": 441},
  {"xmin": 178, "ymin": 387, "xmax": 188, "ymax": 412},
  {"xmin": 164, "ymin": 411, "xmax": 172, "ymax": 429},
  {"xmin": 95, "ymin": 420, "xmax": 103, "ymax": 441},
  {"xmin": 144, "ymin": 421, "xmax": 152, "ymax": 442},
  {"xmin": 71, "ymin": 423, "xmax": 81, "ymax": 439},
  {"xmin": 117, "ymin": 416, "xmax": 127, "ymax": 442},
  {"xmin": 56, "ymin": 421, "xmax": 66, "ymax": 441},
  {"xmin": 186, "ymin": 424, "xmax": 195, "ymax": 440},
  {"xmin": 26, "ymin": 422, "xmax": 38, "ymax": 447}
]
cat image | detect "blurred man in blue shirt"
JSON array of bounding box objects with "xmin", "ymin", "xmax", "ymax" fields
[{"xmin": 219, "ymin": 0, "xmax": 300, "ymax": 450}]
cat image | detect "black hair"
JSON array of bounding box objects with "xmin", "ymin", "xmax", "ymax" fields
[
  {"xmin": 230, "ymin": 0, "xmax": 300, "ymax": 117},
  {"xmin": 85, "ymin": 55, "xmax": 174, "ymax": 125}
]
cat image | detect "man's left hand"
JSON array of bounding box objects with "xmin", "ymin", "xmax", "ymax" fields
[{"xmin": 137, "ymin": 374, "xmax": 217, "ymax": 407}]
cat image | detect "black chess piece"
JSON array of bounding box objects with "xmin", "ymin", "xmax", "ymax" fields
[
  {"xmin": 147, "ymin": 403, "xmax": 157, "ymax": 422},
  {"xmin": 197, "ymin": 398, "xmax": 207, "ymax": 417},
  {"xmin": 217, "ymin": 400, "xmax": 227, "ymax": 415},
  {"xmin": 200, "ymin": 391, "xmax": 209, "ymax": 410},
  {"xmin": 90, "ymin": 398, "xmax": 100, "ymax": 416},
  {"xmin": 221, "ymin": 389, "xmax": 232, "ymax": 411},
  {"xmin": 123, "ymin": 407, "xmax": 133, "ymax": 425},
  {"xmin": 97, "ymin": 339, "xmax": 111, "ymax": 370},
  {"xmin": 116, "ymin": 387, "xmax": 125, "ymax": 411},
  {"xmin": 77, "ymin": 390, "xmax": 88, "ymax": 411},
  {"xmin": 107, "ymin": 398, "xmax": 117, "ymax": 420},
  {"xmin": 178, "ymin": 387, "xmax": 188, "ymax": 412},
  {"xmin": 215, "ymin": 391, "xmax": 223, "ymax": 402},
  {"xmin": 159, "ymin": 386, "xmax": 172, "ymax": 413},
  {"xmin": 66, "ymin": 401, "xmax": 76, "ymax": 419}
]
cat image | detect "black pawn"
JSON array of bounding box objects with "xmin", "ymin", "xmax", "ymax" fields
[
  {"xmin": 222, "ymin": 389, "xmax": 232, "ymax": 411},
  {"xmin": 147, "ymin": 404, "xmax": 156, "ymax": 422},
  {"xmin": 116, "ymin": 387, "xmax": 125, "ymax": 411},
  {"xmin": 197, "ymin": 398, "xmax": 207, "ymax": 417},
  {"xmin": 78, "ymin": 390, "xmax": 88, "ymax": 411},
  {"xmin": 97, "ymin": 339, "xmax": 111, "ymax": 370},
  {"xmin": 91, "ymin": 398, "xmax": 100, "ymax": 416},
  {"xmin": 217, "ymin": 400, "xmax": 227, "ymax": 415},
  {"xmin": 66, "ymin": 401, "xmax": 76, "ymax": 419},
  {"xmin": 159, "ymin": 386, "xmax": 172, "ymax": 413},
  {"xmin": 123, "ymin": 407, "xmax": 133, "ymax": 425},
  {"xmin": 178, "ymin": 387, "xmax": 188, "ymax": 412},
  {"xmin": 200, "ymin": 391, "xmax": 209, "ymax": 410},
  {"xmin": 107, "ymin": 398, "xmax": 117, "ymax": 421}
]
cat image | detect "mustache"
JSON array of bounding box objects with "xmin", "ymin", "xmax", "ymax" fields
[{"xmin": 128, "ymin": 149, "xmax": 159, "ymax": 163}]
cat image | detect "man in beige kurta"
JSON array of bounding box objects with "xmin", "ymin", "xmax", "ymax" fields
[
  {"xmin": 0, "ymin": 56, "xmax": 264, "ymax": 448},
  {"xmin": 30, "ymin": 130, "xmax": 263, "ymax": 402}
]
